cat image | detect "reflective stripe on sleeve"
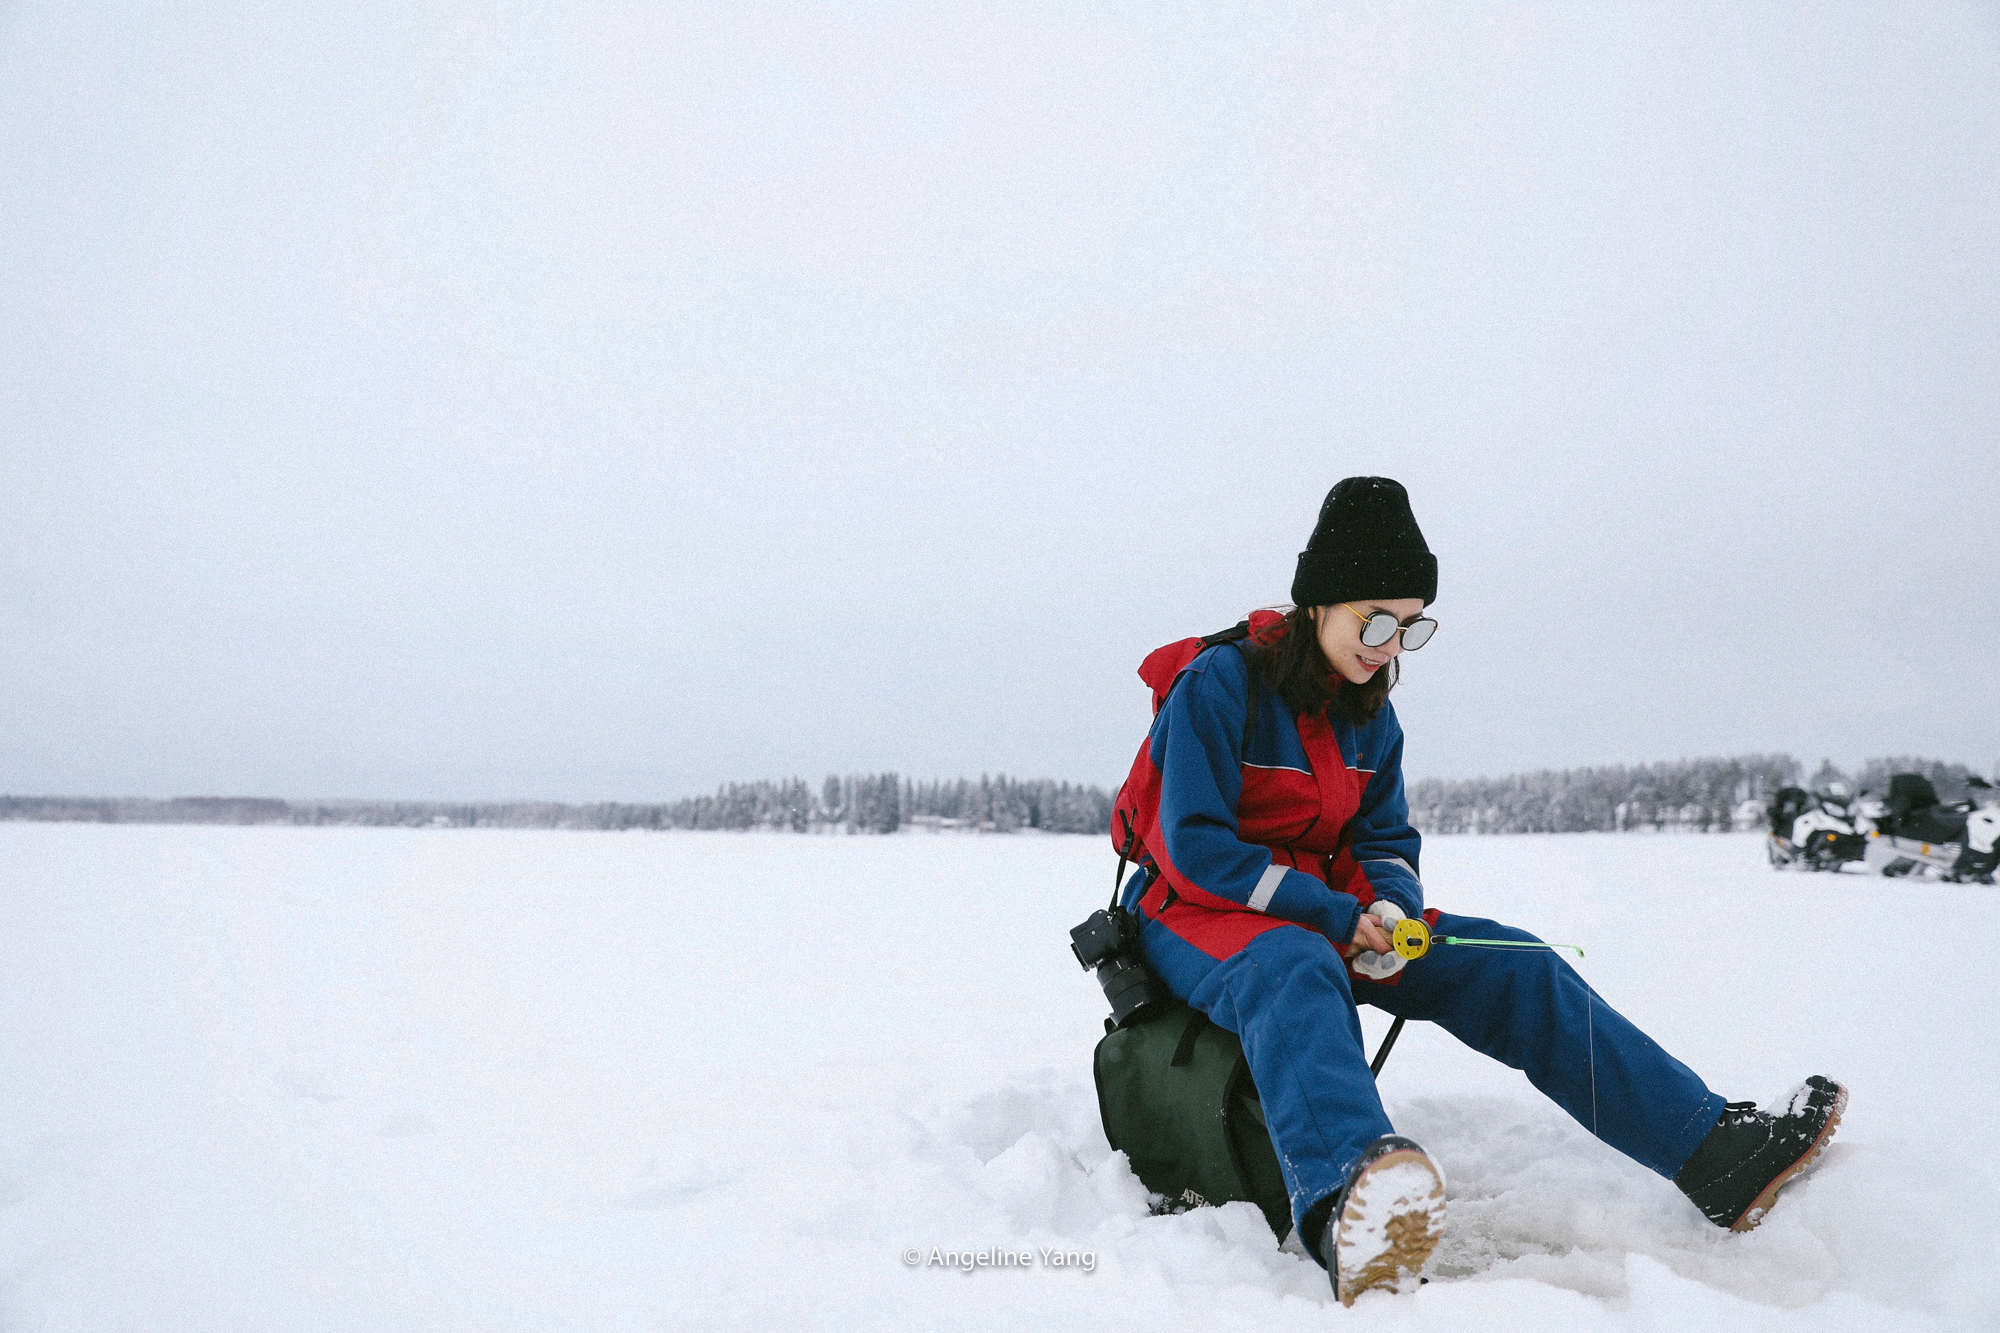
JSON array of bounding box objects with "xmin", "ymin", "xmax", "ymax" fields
[{"xmin": 1248, "ymin": 863, "xmax": 1286, "ymax": 912}]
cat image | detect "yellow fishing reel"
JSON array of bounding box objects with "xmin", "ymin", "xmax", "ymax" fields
[
  {"xmin": 1386, "ymin": 915, "xmax": 1584, "ymax": 962},
  {"xmin": 1391, "ymin": 916, "xmax": 1433, "ymax": 960}
]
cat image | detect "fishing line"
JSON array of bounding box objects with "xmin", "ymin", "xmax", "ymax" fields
[{"xmin": 1588, "ymin": 986, "xmax": 1598, "ymax": 1137}]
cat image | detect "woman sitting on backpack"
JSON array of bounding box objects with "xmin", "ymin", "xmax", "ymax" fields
[{"xmin": 1113, "ymin": 476, "xmax": 1843, "ymax": 1305}]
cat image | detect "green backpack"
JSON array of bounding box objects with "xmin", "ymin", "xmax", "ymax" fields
[{"xmin": 1093, "ymin": 1000, "xmax": 1294, "ymax": 1242}]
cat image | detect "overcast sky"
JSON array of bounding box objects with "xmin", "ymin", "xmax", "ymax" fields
[{"xmin": 4, "ymin": 1, "xmax": 1997, "ymax": 801}]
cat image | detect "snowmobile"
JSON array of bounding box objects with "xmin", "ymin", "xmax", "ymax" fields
[
  {"xmin": 1764, "ymin": 783, "xmax": 1866, "ymax": 872},
  {"xmin": 1854, "ymin": 774, "xmax": 2000, "ymax": 885}
]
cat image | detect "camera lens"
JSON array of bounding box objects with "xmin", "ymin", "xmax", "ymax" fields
[{"xmin": 1098, "ymin": 955, "xmax": 1165, "ymax": 1028}]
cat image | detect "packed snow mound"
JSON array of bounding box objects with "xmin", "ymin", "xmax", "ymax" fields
[{"xmin": 1, "ymin": 825, "xmax": 1995, "ymax": 1330}]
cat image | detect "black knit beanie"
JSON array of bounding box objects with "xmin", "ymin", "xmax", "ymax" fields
[{"xmin": 1290, "ymin": 476, "xmax": 1437, "ymax": 607}]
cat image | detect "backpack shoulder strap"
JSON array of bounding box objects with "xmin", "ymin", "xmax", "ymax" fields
[{"xmin": 1196, "ymin": 622, "xmax": 1261, "ymax": 756}]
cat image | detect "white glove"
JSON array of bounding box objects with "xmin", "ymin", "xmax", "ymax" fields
[{"xmin": 1349, "ymin": 901, "xmax": 1406, "ymax": 981}]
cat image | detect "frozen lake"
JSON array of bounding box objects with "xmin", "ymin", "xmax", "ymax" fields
[{"xmin": 2, "ymin": 823, "xmax": 1994, "ymax": 1330}]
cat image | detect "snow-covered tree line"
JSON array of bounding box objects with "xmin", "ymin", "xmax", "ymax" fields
[
  {"xmin": 581, "ymin": 773, "xmax": 1116, "ymax": 834},
  {"xmin": 8, "ymin": 755, "xmax": 1991, "ymax": 836},
  {"xmin": 0, "ymin": 774, "xmax": 1118, "ymax": 835},
  {"xmin": 1408, "ymin": 754, "xmax": 1805, "ymax": 834}
]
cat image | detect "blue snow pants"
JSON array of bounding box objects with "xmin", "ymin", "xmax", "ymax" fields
[{"xmin": 1135, "ymin": 903, "xmax": 1728, "ymax": 1247}]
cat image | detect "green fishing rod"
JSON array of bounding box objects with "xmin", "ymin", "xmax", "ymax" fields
[{"xmin": 1388, "ymin": 916, "xmax": 1585, "ymax": 962}]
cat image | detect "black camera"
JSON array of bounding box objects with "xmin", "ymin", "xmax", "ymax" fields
[
  {"xmin": 1070, "ymin": 908, "xmax": 1166, "ymax": 1031},
  {"xmin": 1069, "ymin": 908, "xmax": 1124, "ymax": 968}
]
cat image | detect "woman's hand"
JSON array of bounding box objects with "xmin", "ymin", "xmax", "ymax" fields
[{"xmin": 1344, "ymin": 913, "xmax": 1392, "ymax": 958}]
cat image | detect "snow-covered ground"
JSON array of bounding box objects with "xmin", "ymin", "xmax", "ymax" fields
[{"xmin": 2, "ymin": 824, "xmax": 1995, "ymax": 1331}]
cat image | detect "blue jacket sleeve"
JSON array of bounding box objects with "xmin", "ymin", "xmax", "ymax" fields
[
  {"xmin": 1332, "ymin": 705, "xmax": 1426, "ymax": 920},
  {"xmin": 1147, "ymin": 646, "xmax": 1363, "ymax": 945}
]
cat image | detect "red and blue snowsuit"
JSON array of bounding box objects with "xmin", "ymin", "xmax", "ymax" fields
[{"xmin": 1113, "ymin": 612, "xmax": 1726, "ymax": 1246}]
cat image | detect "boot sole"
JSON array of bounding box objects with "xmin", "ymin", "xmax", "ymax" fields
[
  {"xmin": 1729, "ymin": 1081, "xmax": 1847, "ymax": 1231},
  {"xmin": 1334, "ymin": 1148, "xmax": 1446, "ymax": 1306}
]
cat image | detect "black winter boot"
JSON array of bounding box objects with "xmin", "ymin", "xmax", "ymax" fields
[
  {"xmin": 1316, "ymin": 1135, "xmax": 1446, "ymax": 1306},
  {"xmin": 1674, "ymin": 1076, "xmax": 1847, "ymax": 1230}
]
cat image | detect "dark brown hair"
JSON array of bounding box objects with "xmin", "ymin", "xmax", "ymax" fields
[{"xmin": 1245, "ymin": 605, "xmax": 1398, "ymax": 727}]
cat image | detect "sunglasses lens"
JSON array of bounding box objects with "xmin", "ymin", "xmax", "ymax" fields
[
  {"xmin": 1360, "ymin": 613, "xmax": 1399, "ymax": 648},
  {"xmin": 1400, "ymin": 618, "xmax": 1437, "ymax": 651}
]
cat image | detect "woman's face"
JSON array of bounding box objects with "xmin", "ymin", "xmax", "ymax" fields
[{"xmin": 1311, "ymin": 598, "xmax": 1429, "ymax": 685}]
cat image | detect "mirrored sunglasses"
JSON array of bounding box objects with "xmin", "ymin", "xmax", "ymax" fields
[{"xmin": 1345, "ymin": 604, "xmax": 1439, "ymax": 651}]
